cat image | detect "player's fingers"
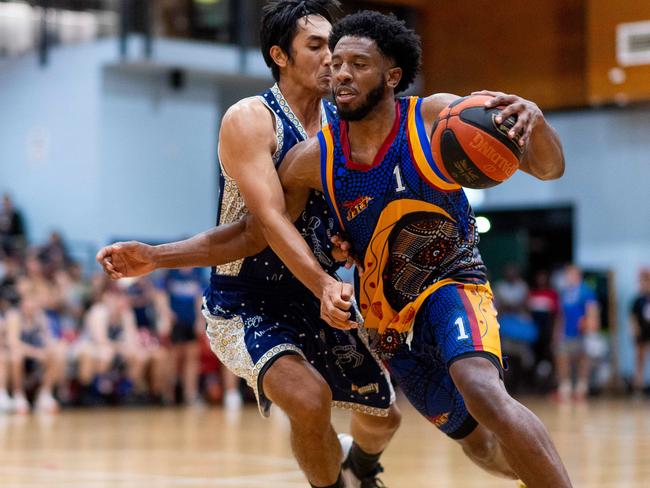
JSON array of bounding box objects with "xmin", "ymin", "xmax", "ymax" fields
[
  {"xmin": 495, "ymin": 102, "xmax": 523, "ymax": 123},
  {"xmin": 102, "ymin": 257, "xmax": 115, "ymax": 272},
  {"xmin": 472, "ymin": 89, "xmax": 503, "ymax": 98},
  {"xmin": 96, "ymin": 246, "xmax": 111, "ymax": 263},
  {"xmin": 321, "ymin": 303, "xmax": 354, "ymax": 330},
  {"xmin": 340, "ymin": 283, "xmax": 354, "ymax": 301},
  {"xmin": 519, "ymin": 123, "xmax": 534, "ymax": 147},
  {"xmin": 510, "ymin": 112, "xmax": 530, "ymax": 141}
]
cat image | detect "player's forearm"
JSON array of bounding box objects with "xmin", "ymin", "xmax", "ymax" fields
[
  {"xmin": 521, "ymin": 122, "xmax": 565, "ymax": 180},
  {"xmin": 152, "ymin": 221, "xmax": 265, "ymax": 268},
  {"xmin": 257, "ymin": 212, "xmax": 334, "ymax": 297}
]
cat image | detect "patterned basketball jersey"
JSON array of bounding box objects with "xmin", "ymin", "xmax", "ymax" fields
[
  {"xmin": 211, "ymin": 84, "xmax": 340, "ymax": 287},
  {"xmin": 319, "ymin": 97, "xmax": 487, "ymax": 338}
]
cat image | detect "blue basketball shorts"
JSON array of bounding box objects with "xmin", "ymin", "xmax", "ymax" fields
[
  {"xmin": 387, "ymin": 282, "xmax": 503, "ymax": 438},
  {"xmin": 203, "ymin": 275, "xmax": 394, "ymax": 417}
]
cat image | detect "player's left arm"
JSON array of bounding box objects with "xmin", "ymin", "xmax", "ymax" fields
[
  {"xmin": 421, "ymin": 91, "xmax": 565, "ymax": 181},
  {"xmin": 472, "ymin": 90, "xmax": 565, "ymax": 180}
]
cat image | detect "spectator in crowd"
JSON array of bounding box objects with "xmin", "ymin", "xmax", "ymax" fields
[
  {"xmin": 554, "ymin": 264, "xmax": 600, "ymax": 401},
  {"xmin": 528, "ymin": 269, "xmax": 561, "ymax": 390},
  {"xmin": 630, "ymin": 268, "xmax": 650, "ymax": 393},
  {"xmin": 76, "ymin": 280, "xmax": 143, "ymax": 402},
  {"xmin": 495, "ymin": 263, "xmax": 530, "ymax": 316},
  {"xmin": 0, "ymin": 255, "xmax": 21, "ymax": 310},
  {"xmin": 495, "ymin": 264, "xmax": 537, "ymax": 393},
  {"xmin": 6, "ymin": 295, "xmax": 66, "ymax": 413},
  {"xmin": 159, "ymin": 268, "xmax": 205, "ymax": 406},
  {"xmin": 0, "ymin": 310, "xmax": 10, "ymax": 411},
  {"xmin": 126, "ymin": 277, "xmax": 171, "ymax": 402},
  {"xmin": 40, "ymin": 230, "xmax": 71, "ymax": 272},
  {"xmin": 0, "ymin": 193, "xmax": 26, "ymax": 255}
]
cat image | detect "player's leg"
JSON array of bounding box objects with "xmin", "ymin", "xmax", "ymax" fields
[
  {"xmin": 450, "ymin": 356, "xmax": 571, "ymax": 487},
  {"xmin": 443, "ymin": 283, "xmax": 570, "ymax": 486},
  {"xmin": 345, "ymin": 404, "xmax": 401, "ymax": 484},
  {"xmin": 263, "ymin": 354, "xmax": 342, "ymax": 487},
  {"xmin": 387, "ymin": 327, "xmax": 517, "ymax": 480},
  {"xmin": 456, "ymin": 423, "xmax": 516, "ymax": 478}
]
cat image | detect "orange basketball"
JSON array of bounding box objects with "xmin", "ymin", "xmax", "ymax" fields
[{"xmin": 430, "ymin": 95, "xmax": 523, "ymax": 189}]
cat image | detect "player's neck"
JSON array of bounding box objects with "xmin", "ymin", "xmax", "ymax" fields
[
  {"xmin": 277, "ymin": 79, "xmax": 323, "ymax": 136},
  {"xmin": 347, "ymin": 96, "xmax": 397, "ymax": 151}
]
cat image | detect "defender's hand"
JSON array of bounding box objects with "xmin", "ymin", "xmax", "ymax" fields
[
  {"xmin": 472, "ymin": 90, "xmax": 544, "ymax": 148},
  {"xmin": 331, "ymin": 235, "xmax": 355, "ymax": 269},
  {"xmin": 96, "ymin": 241, "xmax": 156, "ymax": 279},
  {"xmin": 320, "ymin": 279, "xmax": 358, "ymax": 330}
]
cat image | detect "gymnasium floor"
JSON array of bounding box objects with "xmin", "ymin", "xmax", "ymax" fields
[{"xmin": 1, "ymin": 396, "xmax": 648, "ymax": 487}]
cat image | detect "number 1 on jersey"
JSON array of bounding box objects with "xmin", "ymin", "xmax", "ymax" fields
[
  {"xmin": 455, "ymin": 317, "xmax": 470, "ymax": 340},
  {"xmin": 393, "ymin": 165, "xmax": 406, "ymax": 193}
]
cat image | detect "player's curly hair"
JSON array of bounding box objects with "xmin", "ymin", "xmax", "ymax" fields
[
  {"xmin": 329, "ymin": 10, "xmax": 421, "ymax": 94},
  {"xmin": 261, "ymin": 0, "xmax": 341, "ymax": 82}
]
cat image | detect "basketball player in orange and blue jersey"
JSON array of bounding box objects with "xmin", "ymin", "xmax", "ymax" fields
[{"xmin": 243, "ymin": 11, "xmax": 572, "ymax": 487}]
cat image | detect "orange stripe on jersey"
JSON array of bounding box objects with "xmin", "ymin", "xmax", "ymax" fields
[
  {"xmin": 406, "ymin": 97, "xmax": 460, "ymax": 192},
  {"xmin": 321, "ymin": 125, "xmax": 345, "ymax": 230}
]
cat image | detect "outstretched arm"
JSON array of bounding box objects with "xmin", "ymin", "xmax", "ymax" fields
[{"xmin": 97, "ymin": 220, "xmax": 265, "ymax": 280}]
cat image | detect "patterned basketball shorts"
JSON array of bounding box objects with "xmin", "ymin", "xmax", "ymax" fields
[
  {"xmin": 387, "ymin": 282, "xmax": 503, "ymax": 438},
  {"xmin": 203, "ymin": 277, "xmax": 394, "ymax": 417}
]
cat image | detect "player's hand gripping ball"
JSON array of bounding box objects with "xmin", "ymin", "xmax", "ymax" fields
[{"xmin": 431, "ymin": 95, "xmax": 523, "ymax": 189}]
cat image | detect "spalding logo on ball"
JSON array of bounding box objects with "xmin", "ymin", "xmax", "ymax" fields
[{"xmin": 430, "ymin": 95, "xmax": 523, "ymax": 189}]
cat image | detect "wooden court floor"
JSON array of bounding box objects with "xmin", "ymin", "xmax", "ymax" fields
[{"xmin": 1, "ymin": 396, "xmax": 649, "ymax": 487}]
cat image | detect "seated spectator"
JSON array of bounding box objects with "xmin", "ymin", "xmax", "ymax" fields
[
  {"xmin": 0, "ymin": 193, "xmax": 26, "ymax": 256},
  {"xmin": 554, "ymin": 264, "xmax": 600, "ymax": 401},
  {"xmin": 630, "ymin": 268, "xmax": 650, "ymax": 393},
  {"xmin": 0, "ymin": 310, "xmax": 10, "ymax": 412},
  {"xmin": 40, "ymin": 230, "xmax": 71, "ymax": 273},
  {"xmin": 6, "ymin": 295, "xmax": 66, "ymax": 413},
  {"xmin": 159, "ymin": 268, "xmax": 205, "ymax": 406},
  {"xmin": 126, "ymin": 277, "xmax": 171, "ymax": 402},
  {"xmin": 76, "ymin": 281, "xmax": 143, "ymax": 402}
]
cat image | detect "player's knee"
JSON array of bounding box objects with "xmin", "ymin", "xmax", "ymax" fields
[
  {"xmin": 461, "ymin": 429, "xmax": 498, "ymax": 463},
  {"xmin": 452, "ymin": 357, "xmax": 504, "ymax": 406},
  {"xmin": 382, "ymin": 403, "xmax": 402, "ymax": 434},
  {"xmin": 264, "ymin": 359, "xmax": 332, "ymax": 425}
]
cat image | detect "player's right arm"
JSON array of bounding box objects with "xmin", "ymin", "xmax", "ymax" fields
[
  {"xmin": 96, "ymin": 98, "xmax": 277, "ymax": 280},
  {"xmin": 97, "ymin": 219, "xmax": 264, "ymax": 280},
  {"xmin": 220, "ymin": 102, "xmax": 356, "ymax": 330}
]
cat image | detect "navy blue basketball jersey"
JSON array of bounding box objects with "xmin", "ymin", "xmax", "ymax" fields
[
  {"xmin": 211, "ymin": 84, "xmax": 340, "ymax": 287},
  {"xmin": 319, "ymin": 97, "xmax": 487, "ymax": 337}
]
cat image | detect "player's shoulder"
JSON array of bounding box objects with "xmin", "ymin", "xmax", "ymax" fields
[
  {"xmin": 420, "ymin": 93, "xmax": 460, "ymax": 123},
  {"xmin": 221, "ymin": 96, "xmax": 275, "ymax": 141}
]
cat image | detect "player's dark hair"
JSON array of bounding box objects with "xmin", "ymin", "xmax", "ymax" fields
[
  {"xmin": 329, "ymin": 10, "xmax": 421, "ymax": 94},
  {"xmin": 261, "ymin": 0, "xmax": 341, "ymax": 82}
]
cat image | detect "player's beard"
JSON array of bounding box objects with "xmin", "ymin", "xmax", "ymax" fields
[{"xmin": 336, "ymin": 77, "xmax": 386, "ymax": 121}]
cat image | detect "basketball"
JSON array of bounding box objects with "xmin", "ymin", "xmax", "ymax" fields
[{"xmin": 431, "ymin": 95, "xmax": 524, "ymax": 189}]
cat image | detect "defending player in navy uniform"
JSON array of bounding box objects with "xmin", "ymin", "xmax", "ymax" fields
[
  {"xmin": 240, "ymin": 11, "xmax": 573, "ymax": 488},
  {"xmin": 97, "ymin": 3, "xmax": 400, "ymax": 488},
  {"xmin": 203, "ymin": 82, "xmax": 393, "ymax": 420}
]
